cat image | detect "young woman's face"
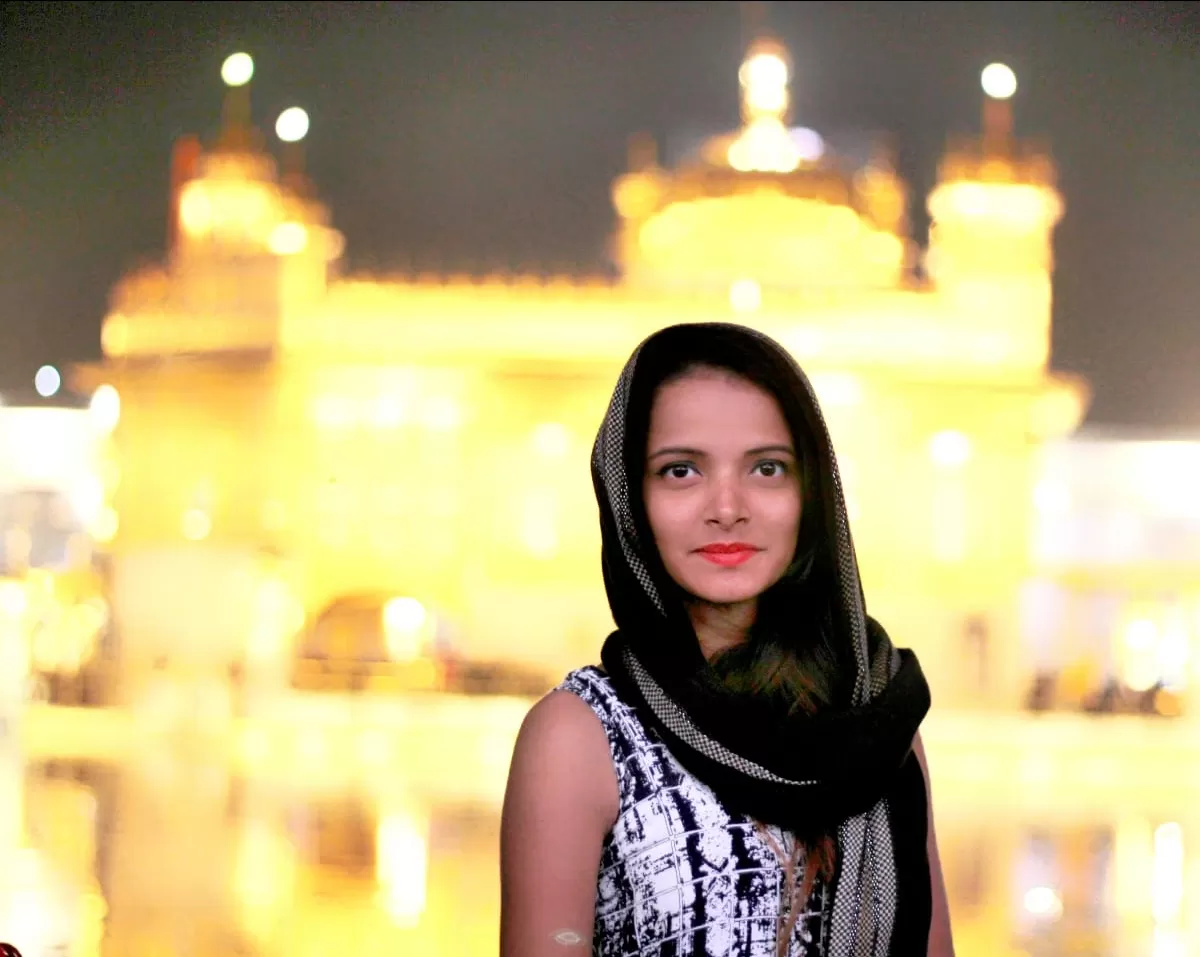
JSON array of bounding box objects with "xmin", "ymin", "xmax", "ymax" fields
[{"xmin": 643, "ymin": 367, "xmax": 802, "ymax": 607}]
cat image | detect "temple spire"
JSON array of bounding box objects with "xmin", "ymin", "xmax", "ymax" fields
[
  {"xmin": 727, "ymin": 23, "xmax": 799, "ymax": 174},
  {"xmin": 980, "ymin": 62, "xmax": 1017, "ymax": 153},
  {"xmin": 217, "ymin": 52, "xmax": 257, "ymax": 152}
]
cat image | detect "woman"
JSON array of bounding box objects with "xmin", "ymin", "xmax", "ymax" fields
[{"xmin": 501, "ymin": 323, "xmax": 954, "ymax": 956}]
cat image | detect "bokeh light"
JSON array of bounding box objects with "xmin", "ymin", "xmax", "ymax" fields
[
  {"xmin": 275, "ymin": 107, "xmax": 310, "ymax": 143},
  {"xmin": 34, "ymin": 365, "xmax": 61, "ymax": 398},
  {"xmin": 981, "ymin": 62, "xmax": 1017, "ymax": 100},
  {"xmin": 221, "ymin": 52, "xmax": 254, "ymax": 88}
]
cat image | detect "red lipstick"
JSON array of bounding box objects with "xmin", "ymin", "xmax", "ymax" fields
[{"xmin": 696, "ymin": 543, "xmax": 760, "ymax": 567}]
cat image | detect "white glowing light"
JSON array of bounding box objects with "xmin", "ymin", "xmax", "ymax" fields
[
  {"xmin": 729, "ymin": 279, "xmax": 762, "ymax": 313},
  {"xmin": 383, "ymin": 597, "xmax": 427, "ymax": 636},
  {"xmin": 1153, "ymin": 928, "xmax": 1187, "ymax": 957},
  {"xmin": 740, "ymin": 53, "xmax": 788, "ymax": 93},
  {"xmin": 89, "ymin": 384, "xmax": 120, "ymax": 432},
  {"xmin": 93, "ymin": 507, "xmax": 119, "ymax": 543},
  {"xmin": 1033, "ymin": 479, "xmax": 1070, "ymax": 515},
  {"xmin": 790, "ymin": 127, "xmax": 825, "ymax": 162},
  {"xmin": 420, "ymin": 396, "xmax": 463, "ymax": 431},
  {"xmin": 34, "ymin": 365, "xmax": 61, "ymax": 398},
  {"xmin": 981, "ymin": 63, "xmax": 1017, "ymax": 100},
  {"xmin": 221, "ymin": 53, "xmax": 254, "ymax": 88},
  {"xmin": 268, "ymin": 222, "xmax": 308, "ymax": 256},
  {"xmin": 275, "ymin": 107, "xmax": 310, "ymax": 143},
  {"xmin": 358, "ymin": 728, "xmax": 389, "ymax": 765},
  {"xmin": 1151, "ymin": 822, "xmax": 1184, "ymax": 924},
  {"xmin": 810, "ymin": 372, "xmax": 864, "ymax": 408},
  {"xmin": 532, "ymin": 422, "xmax": 571, "ymax": 460},
  {"xmin": 376, "ymin": 812, "xmax": 429, "ymax": 927},
  {"xmin": 182, "ymin": 508, "xmax": 212, "ymax": 542},
  {"xmin": 727, "ymin": 121, "xmax": 800, "ymax": 173},
  {"xmin": 521, "ymin": 489, "xmax": 560, "ymax": 559},
  {"xmin": 0, "ymin": 581, "xmax": 27, "ymax": 618},
  {"xmin": 371, "ymin": 396, "xmax": 407, "ymax": 429},
  {"xmin": 1023, "ymin": 885, "xmax": 1063, "ymax": 921},
  {"xmin": 929, "ymin": 430, "xmax": 972, "ymax": 469},
  {"xmin": 1123, "ymin": 618, "xmax": 1161, "ymax": 693}
]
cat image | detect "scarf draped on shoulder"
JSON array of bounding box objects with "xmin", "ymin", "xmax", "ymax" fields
[{"xmin": 590, "ymin": 322, "xmax": 933, "ymax": 957}]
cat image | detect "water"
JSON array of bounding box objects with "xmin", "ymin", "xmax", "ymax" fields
[{"xmin": 4, "ymin": 700, "xmax": 1199, "ymax": 957}]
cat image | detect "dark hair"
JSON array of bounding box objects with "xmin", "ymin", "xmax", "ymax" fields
[{"xmin": 623, "ymin": 325, "xmax": 852, "ymax": 718}]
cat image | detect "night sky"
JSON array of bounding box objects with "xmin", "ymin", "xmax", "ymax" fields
[{"xmin": 0, "ymin": 1, "xmax": 1196, "ymax": 426}]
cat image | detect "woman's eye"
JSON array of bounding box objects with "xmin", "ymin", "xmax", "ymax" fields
[
  {"xmin": 660, "ymin": 463, "xmax": 696, "ymax": 480},
  {"xmin": 755, "ymin": 460, "xmax": 787, "ymax": 478}
]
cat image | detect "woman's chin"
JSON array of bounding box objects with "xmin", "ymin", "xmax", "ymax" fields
[{"xmin": 684, "ymin": 573, "xmax": 766, "ymax": 607}]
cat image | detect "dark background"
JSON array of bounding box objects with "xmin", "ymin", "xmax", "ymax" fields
[{"xmin": 0, "ymin": 1, "xmax": 1196, "ymax": 425}]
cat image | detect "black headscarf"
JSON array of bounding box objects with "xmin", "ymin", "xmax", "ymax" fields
[{"xmin": 591, "ymin": 323, "xmax": 933, "ymax": 956}]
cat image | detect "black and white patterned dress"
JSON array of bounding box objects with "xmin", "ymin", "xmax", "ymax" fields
[{"xmin": 559, "ymin": 666, "xmax": 829, "ymax": 957}]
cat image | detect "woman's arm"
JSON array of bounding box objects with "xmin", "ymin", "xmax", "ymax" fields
[
  {"xmin": 913, "ymin": 732, "xmax": 955, "ymax": 957},
  {"xmin": 500, "ymin": 690, "xmax": 620, "ymax": 956}
]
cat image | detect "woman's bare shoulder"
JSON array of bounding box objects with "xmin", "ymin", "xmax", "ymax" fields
[
  {"xmin": 500, "ymin": 689, "xmax": 619, "ymax": 955},
  {"xmin": 511, "ymin": 689, "xmax": 613, "ymax": 784}
]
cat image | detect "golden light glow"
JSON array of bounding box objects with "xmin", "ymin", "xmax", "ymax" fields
[
  {"xmin": 727, "ymin": 41, "xmax": 800, "ymax": 173},
  {"xmin": 178, "ymin": 185, "xmax": 213, "ymax": 235},
  {"xmin": 928, "ymin": 182, "xmax": 1062, "ymax": 227},
  {"xmin": 419, "ymin": 396, "xmax": 463, "ymax": 432},
  {"xmin": 178, "ymin": 179, "xmax": 281, "ymax": 246},
  {"xmin": 181, "ymin": 508, "xmax": 212, "ymax": 542},
  {"xmin": 249, "ymin": 579, "xmax": 301, "ymax": 662},
  {"xmin": 521, "ymin": 489, "xmax": 560, "ymax": 560},
  {"xmin": 233, "ymin": 819, "xmax": 295, "ymax": 943},
  {"xmin": 100, "ymin": 314, "xmax": 128, "ymax": 355},
  {"xmin": 92, "ymin": 507, "xmax": 118, "ymax": 544},
  {"xmin": 221, "ymin": 52, "xmax": 254, "ymax": 88},
  {"xmin": 268, "ymin": 222, "xmax": 309, "ymax": 256},
  {"xmin": 981, "ymin": 62, "xmax": 1017, "ymax": 100},
  {"xmin": 0, "ymin": 580, "xmax": 26, "ymax": 619},
  {"xmin": 727, "ymin": 121, "xmax": 800, "ymax": 174}
]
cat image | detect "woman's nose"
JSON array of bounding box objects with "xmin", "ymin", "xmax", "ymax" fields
[{"xmin": 707, "ymin": 475, "xmax": 747, "ymax": 527}]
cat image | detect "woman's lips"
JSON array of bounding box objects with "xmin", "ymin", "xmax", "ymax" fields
[{"xmin": 696, "ymin": 544, "xmax": 760, "ymax": 567}]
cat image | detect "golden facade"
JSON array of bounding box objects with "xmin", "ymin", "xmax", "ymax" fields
[{"xmin": 73, "ymin": 40, "xmax": 1089, "ymax": 711}]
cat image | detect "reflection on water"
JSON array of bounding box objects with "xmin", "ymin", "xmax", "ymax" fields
[{"xmin": 6, "ymin": 705, "xmax": 1200, "ymax": 957}]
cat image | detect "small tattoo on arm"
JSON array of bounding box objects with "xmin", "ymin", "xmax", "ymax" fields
[{"xmin": 552, "ymin": 929, "xmax": 585, "ymax": 946}]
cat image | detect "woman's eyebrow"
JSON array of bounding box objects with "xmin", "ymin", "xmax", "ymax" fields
[
  {"xmin": 647, "ymin": 444, "xmax": 795, "ymax": 461},
  {"xmin": 745, "ymin": 444, "xmax": 795, "ymax": 457},
  {"xmin": 647, "ymin": 445, "xmax": 706, "ymax": 460}
]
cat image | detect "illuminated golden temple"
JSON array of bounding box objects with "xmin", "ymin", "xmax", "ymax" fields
[
  {"xmin": 67, "ymin": 39, "xmax": 1097, "ymax": 713},
  {"xmin": 55, "ymin": 34, "xmax": 1118, "ymax": 719}
]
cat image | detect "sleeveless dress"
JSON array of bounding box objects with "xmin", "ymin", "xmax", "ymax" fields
[{"xmin": 558, "ymin": 666, "xmax": 829, "ymax": 957}]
